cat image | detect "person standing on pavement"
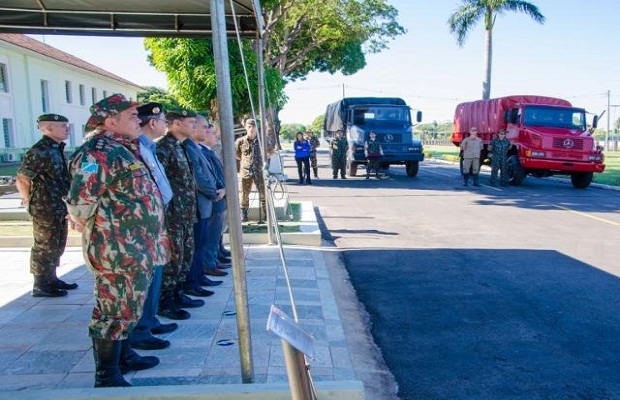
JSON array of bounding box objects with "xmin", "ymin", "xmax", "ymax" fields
[
  {"xmin": 330, "ymin": 130, "xmax": 348, "ymax": 179},
  {"xmin": 235, "ymin": 119, "xmax": 266, "ymax": 222},
  {"xmin": 16, "ymin": 113, "xmax": 78, "ymax": 298},
  {"xmin": 156, "ymin": 109, "xmax": 203, "ymax": 321},
  {"xmin": 66, "ymin": 94, "xmax": 169, "ymax": 387},
  {"xmin": 364, "ymin": 130, "xmax": 384, "ymax": 180},
  {"xmin": 128, "ymin": 103, "xmax": 178, "ymax": 351},
  {"xmin": 460, "ymin": 127, "xmax": 484, "ymax": 187},
  {"xmin": 293, "ymin": 132, "xmax": 312, "ymax": 184},
  {"xmin": 184, "ymin": 114, "xmax": 226, "ymax": 294},
  {"xmin": 488, "ymin": 129, "xmax": 511, "ymax": 186},
  {"xmin": 306, "ymin": 130, "xmax": 320, "ymax": 179}
]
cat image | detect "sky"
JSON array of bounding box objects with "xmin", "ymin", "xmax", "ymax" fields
[{"xmin": 29, "ymin": 0, "xmax": 620, "ymax": 129}]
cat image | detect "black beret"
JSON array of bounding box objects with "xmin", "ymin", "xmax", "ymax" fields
[
  {"xmin": 137, "ymin": 102, "xmax": 164, "ymax": 120},
  {"xmin": 37, "ymin": 113, "xmax": 68, "ymax": 123},
  {"xmin": 166, "ymin": 108, "xmax": 197, "ymax": 119}
]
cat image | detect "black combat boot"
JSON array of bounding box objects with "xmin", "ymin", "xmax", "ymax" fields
[
  {"xmin": 119, "ymin": 339, "xmax": 159, "ymax": 374},
  {"xmin": 32, "ymin": 275, "xmax": 67, "ymax": 297},
  {"xmin": 463, "ymin": 173, "xmax": 469, "ymax": 186},
  {"xmin": 51, "ymin": 271, "xmax": 78, "ymax": 290},
  {"xmin": 473, "ymin": 174, "xmax": 480, "ymax": 186},
  {"xmin": 241, "ymin": 208, "xmax": 249, "ymax": 222},
  {"xmin": 93, "ymin": 338, "xmax": 131, "ymax": 387}
]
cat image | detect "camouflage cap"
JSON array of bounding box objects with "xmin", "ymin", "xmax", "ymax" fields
[
  {"xmin": 137, "ymin": 102, "xmax": 165, "ymax": 121},
  {"xmin": 85, "ymin": 93, "xmax": 141, "ymax": 131},
  {"xmin": 166, "ymin": 108, "xmax": 197, "ymax": 121},
  {"xmin": 37, "ymin": 113, "xmax": 68, "ymax": 123},
  {"xmin": 245, "ymin": 118, "xmax": 256, "ymax": 126}
]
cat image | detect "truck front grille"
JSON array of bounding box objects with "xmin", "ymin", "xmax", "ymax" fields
[{"xmin": 552, "ymin": 137, "xmax": 584, "ymax": 151}]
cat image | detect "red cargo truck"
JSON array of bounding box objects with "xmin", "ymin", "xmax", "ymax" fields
[{"xmin": 451, "ymin": 95, "xmax": 604, "ymax": 189}]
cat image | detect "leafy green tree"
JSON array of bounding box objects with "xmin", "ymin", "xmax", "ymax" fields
[
  {"xmin": 448, "ymin": 0, "xmax": 545, "ymax": 100},
  {"xmin": 136, "ymin": 86, "xmax": 183, "ymax": 112},
  {"xmin": 309, "ymin": 115, "xmax": 325, "ymax": 134},
  {"xmin": 280, "ymin": 123, "xmax": 307, "ymax": 142}
]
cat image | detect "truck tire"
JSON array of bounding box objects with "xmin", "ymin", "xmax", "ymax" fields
[
  {"xmin": 405, "ymin": 161, "xmax": 419, "ymax": 177},
  {"xmin": 347, "ymin": 160, "xmax": 358, "ymax": 177},
  {"xmin": 570, "ymin": 172, "xmax": 593, "ymax": 189},
  {"xmin": 507, "ymin": 155, "xmax": 526, "ymax": 186}
]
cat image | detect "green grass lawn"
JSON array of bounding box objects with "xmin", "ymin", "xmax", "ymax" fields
[{"xmin": 424, "ymin": 145, "xmax": 620, "ymax": 187}]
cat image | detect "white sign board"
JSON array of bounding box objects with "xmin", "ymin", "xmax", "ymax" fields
[{"xmin": 266, "ymin": 305, "xmax": 315, "ymax": 359}]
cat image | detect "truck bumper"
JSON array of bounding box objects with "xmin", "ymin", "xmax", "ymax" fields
[
  {"xmin": 352, "ymin": 153, "xmax": 425, "ymax": 164},
  {"xmin": 520, "ymin": 158, "xmax": 606, "ymax": 173}
]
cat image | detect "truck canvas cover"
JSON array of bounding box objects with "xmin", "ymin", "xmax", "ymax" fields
[
  {"xmin": 454, "ymin": 95, "xmax": 572, "ymax": 135},
  {"xmin": 324, "ymin": 97, "xmax": 407, "ymax": 133}
]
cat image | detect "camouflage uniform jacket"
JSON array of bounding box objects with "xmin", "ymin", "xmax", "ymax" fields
[
  {"xmin": 156, "ymin": 133, "xmax": 197, "ymax": 223},
  {"xmin": 309, "ymin": 136, "xmax": 320, "ymax": 157},
  {"xmin": 365, "ymin": 140, "xmax": 382, "ymax": 157},
  {"xmin": 330, "ymin": 138, "xmax": 348, "ymax": 167},
  {"xmin": 235, "ymin": 135, "xmax": 263, "ymax": 179},
  {"xmin": 66, "ymin": 131, "xmax": 170, "ymax": 271},
  {"xmin": 490, "ymin": 137, "xmax": 511, "ymax": 160},
  {"xmin": 18, "ymin": 136, "xmax": 70, "ymax": 217}
]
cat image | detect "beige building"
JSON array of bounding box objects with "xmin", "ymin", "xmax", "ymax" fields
[{"xmin": 0, "ymin": 34, "xmax": 142, "ymax": 161}]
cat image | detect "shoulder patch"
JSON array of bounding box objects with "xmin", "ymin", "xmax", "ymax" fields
[{"xmin": 81, "ymin": 162, "xmax": 99, "ymax": 173}]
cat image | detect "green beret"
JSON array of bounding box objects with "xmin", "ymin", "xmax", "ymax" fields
[{"xmin": 37, "ymin": 114, "xmax": 68, "ymax": 123}]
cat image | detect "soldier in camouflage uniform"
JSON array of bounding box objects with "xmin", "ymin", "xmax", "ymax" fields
[
  {"xmin": 330, "ymin": 130, "xmax": 348, "ymax": 179},
  {"xmin": 306, "ymin": 130, "xmax": 320, "ymax": 179},
  {"xmin": 156, "ymin": 108, "xmax": 203, "ymax": 321},
  {"xmin": 489, "ymin": 129, "xmax": 511, "ymax": 186},
  {"xmin": 235, "ymin": 119, "xmax": 266, "ymax": 222},
  {"xmin": 16, "ymin": 113, "xmax": 77, "ymax": 297},
  {"xmin": 66, "ymin": 94, "xmax": 169, "ymax": 387},
  {"xmin": 364, "ymin": 130, "xmax": 384, "ymax": 180}
]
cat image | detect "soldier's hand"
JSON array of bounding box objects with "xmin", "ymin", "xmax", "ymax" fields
[
  {"xmin": 216, "ymin": 189, "xmax": 226, "ymax": 201},
  {"xmin": 20, "ymin": 198, "xmax": 28, "ymax": 207},
  {"xmin": 68, "ymin": 214, "xmax": 86, "ymax": 233}
]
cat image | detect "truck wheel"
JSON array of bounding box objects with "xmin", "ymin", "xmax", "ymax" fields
[
  {"xmin": 405, "ymin": 161, "xmax": 419, "ymax": 177},
  {"xmin": 507, "ymin": 155, "xmax": 526, "ymax": 185},
  {"xmin": 347, "ymin": 160, "xmax": 358, "ymax": 177},
  {"xmin": 570, "ymin": 172, "xmax": 593, "ymax": 189}
]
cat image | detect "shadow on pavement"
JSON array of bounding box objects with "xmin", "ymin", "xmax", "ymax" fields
[{"xmin": 342, "ymin": 248, "xmax": 620, "ymax": 399}]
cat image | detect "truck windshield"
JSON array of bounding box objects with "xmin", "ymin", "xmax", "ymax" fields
[
  {"xmin": 352, "ymin": 106, "xmax": 411, "ymax": 126},
  {"xmin": 523, "ymin": 106, "xmax": 586, "ymax": 131}
]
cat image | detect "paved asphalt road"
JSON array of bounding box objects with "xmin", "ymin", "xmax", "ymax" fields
[{"xmin": 283, "ymin": 151, "xmax": 620, "ymax": 400}]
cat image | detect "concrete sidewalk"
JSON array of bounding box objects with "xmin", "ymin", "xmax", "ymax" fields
[{"xmin": 0, "ymin": 245, "xmax": 365, "ymax": 399}]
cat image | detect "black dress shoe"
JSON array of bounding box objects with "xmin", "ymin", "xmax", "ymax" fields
[
  {"xmin": 151, "ymin": 323, "xmax": 178, "ymax": 335},
  {"xmin": 54, "ymin": 278, "xmax": 78, "ymax": 290},
  {"xmin": 216, "ymin": 262, "xmax": 232, "ymax": 270},
  {"xmin": 157, "ymin": 306, "xmax": 190, "ymax": 320},
  {"xmin": 218, "ymin": 256, "xmax": 232, "ymax": 264},
  {"xmin": 185, "ymin": 286, "xmax": 215, "ymax": 297},
  {"xmin": 205, "ymin": 268, "xmax": 228, "ymax": 277},
  {"xmin": 220, "ymin": 248, "xmax": 231, "ymax": 257},
  {"xmin": 199, "ymin": 276, "xmax": 223, "ymax": 287},
  {"xmin": 131, "ymin": 336, "xmax": 170, "ymax": 350},
  {"xmin": 175, "ymin": 293, "xmax": 205, "ymax": 308}
]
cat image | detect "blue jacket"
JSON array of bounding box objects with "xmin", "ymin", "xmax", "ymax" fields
[
  {"xmin": 294, "ymin": 139, "xmax": 311, "ymax": 159},
  {"xmin": 199, "ymin": 144, "xmax": 227, "ymax": 214},
  {"xmin": 184, "ymin": 139, "xmax": 217, "ymax": 220}
]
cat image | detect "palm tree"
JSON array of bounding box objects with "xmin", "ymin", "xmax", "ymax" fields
[{"xmin": 448, "ymin": 0, "xmax": 545, "ymax": 100}]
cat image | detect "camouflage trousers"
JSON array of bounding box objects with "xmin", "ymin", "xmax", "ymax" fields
[
  {"xmin": 332, "ymin": 158, "xmax": 346, "ymax": 178},
  {"xmin": 490, "ymin": 158, "xmax": 509, "ymax": 184},
  {"xmin": 161, "ymin": 219, "xmax": 195, "ymax": 294},
  {"xmin": 240, "ymin": 175, "xmax": 266, "ymax": 209},
  {"xmin": 88, "ymin": 251, "xmax": 152, "ymax": 340},
  {"xmin": 309, "ymin": 153, "xmax": 318, "ymax": 168},
  {"xmin": 30, "ymin": 213, "xmax": 67, "ymax": 278}
]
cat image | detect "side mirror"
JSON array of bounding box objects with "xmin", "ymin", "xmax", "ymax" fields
[
  {"xmin": 592, "ymin": 115, "xmax": 599, "ymax": 129},
  {"xmin": 416, "ymin": 111, "xmax": 422, "ymax": 123}
]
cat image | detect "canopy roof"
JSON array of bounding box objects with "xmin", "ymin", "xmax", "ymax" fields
[{"xmin": 0, "ymin": 0, "xmax": 260, "ymax": 38}]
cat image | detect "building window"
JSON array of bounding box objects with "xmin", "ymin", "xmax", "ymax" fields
[
  {"xmin": 79, "ymin": 84, "xmax": 85, "ymax": 106},
  {"xmin": 102, "ymin": 90, "xmax": 108, "ymax": 98},
  {"xmin": 65, "ymin": 80, "xmax": 72, "ymax": 104},
  {"xmin": 0, "ymin": 63, "xmax": 8, "ymax": 92},
  {"xmin": 2, "ymin": 118, "xmax": 14, "ymax": 148},
  {"xmin": 91, "ymin": 87, "xmax": 97, "ymax": 104},
  {"xmin": 41, "ymin": 80, "xmax": 50, "ymax": 113},
  {"xmin": 68, "ymin": 123, "xmax": 76, "ymax": 147}
]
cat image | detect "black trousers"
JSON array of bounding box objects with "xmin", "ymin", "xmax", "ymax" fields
[{"xmin": 296, "ymin": 157, "xmax": 311, "ymax": 183}]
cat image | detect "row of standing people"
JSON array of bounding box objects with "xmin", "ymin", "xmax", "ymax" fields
[
  {"xmin": 293, "ymin": 130, "xmax": 320, "ymax": 184},
  {"xmin": 329, "ymin": 129, "xmax": 384, "ymax": 180},
  {"xmin": 16, "ymin": 94, "xmax": 233, "ymax": 388},
  {"xmin": 460, "ymin": 127, "xmax": 510, "ymax": 187}
]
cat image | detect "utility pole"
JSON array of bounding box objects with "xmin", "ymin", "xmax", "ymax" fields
[{"xmin": 606, "ymin": 90, "xmax": 610, "ymax": 152}]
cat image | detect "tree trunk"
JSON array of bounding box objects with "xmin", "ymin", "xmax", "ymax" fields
[{"xmin": 482, "ymin": 28, "xmax": 493, "ymax": 100}]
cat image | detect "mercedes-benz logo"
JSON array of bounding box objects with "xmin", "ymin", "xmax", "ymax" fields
[
  {"xmin": 385, "ymin": 134, "xmax": 394, "ymax": 142},
  {"xmin": 563, "ymin": 139, "xmax": 574, "ymax": 148}
]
